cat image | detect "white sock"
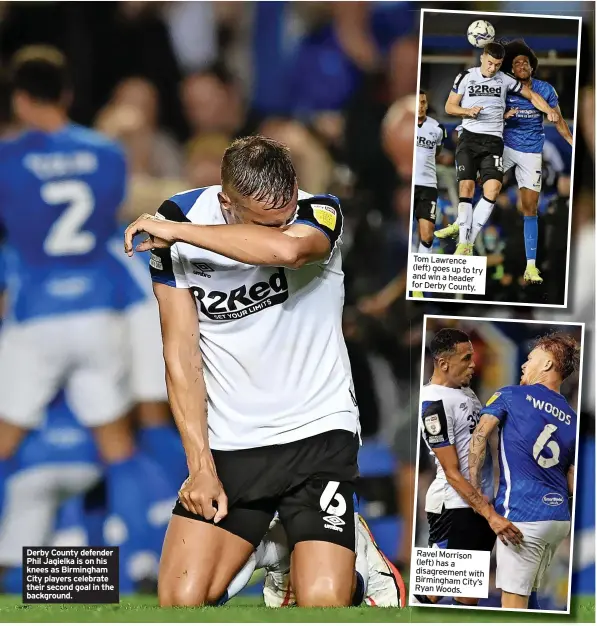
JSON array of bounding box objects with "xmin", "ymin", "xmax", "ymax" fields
[
  {"xmin": 255, "ymin": 519, "xmax": 290, "ymax": 571},
  {"xmin": 355, "ymin": 514, "xmax": 370, "ymax": 593},
  {"xmin": 469, "ymin": 196, "xmax": 495, "ymax": 244},
  {"xmin": 526, "ymin": 259, "xmax": 536, "ymax": 268},
  {"xmin": 224, "ymin": 520, "xmax": 291, "ymax": 602},
  {"xmin": 225, "ymin": 552, "xmax": 257, "ymax": 601},
  {"xmin": 418, "ymin": 239, "xmax": 432, "ymax": 254},
  {"xmin": 457, "ymin": 200, "xmax": 473, "ymax": 244}
]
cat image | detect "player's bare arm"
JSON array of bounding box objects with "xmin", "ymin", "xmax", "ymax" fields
[
  {"xmin": 553, "ymin": 104, "xmax": 574, "ymax": 146},
  {"xmin": 469, "ymin": 414, "xmax": 499, "ymax": 490},
  {"xmin": 125, "ymin": 214, "xmax": 331, "ymax": 269},
  {"xmin": 445, "ymin": 91, "xmax": 482, "ymax": 119},
  {"xmin": 153, "ymin": 281, "xmax": 228, "ymax": 523},
  {"xmin": 519, "ymin": 84, "xmax": 559, "ymax": 123}
]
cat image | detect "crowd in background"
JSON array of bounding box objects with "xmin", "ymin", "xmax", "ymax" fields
[{"xmin": 0, "ymin": 0, "xmax": 593, "ymax": 595}]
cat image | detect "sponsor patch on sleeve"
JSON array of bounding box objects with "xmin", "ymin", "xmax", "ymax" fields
[{"xmin": 312, "ymin": 204, "xmax": 337, "ymax": 230}]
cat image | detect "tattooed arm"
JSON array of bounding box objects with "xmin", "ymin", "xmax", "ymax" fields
[
  {"xmin": 435, "ymin": 443, "xmax": 522, "ymax": 545},
  {"xmin": 469, "ymin": 414, "xmax": 500, "ymax": 491},
  {"xmin": 434, "ymin": 444, "xmax": 494, "ymax": 518}
]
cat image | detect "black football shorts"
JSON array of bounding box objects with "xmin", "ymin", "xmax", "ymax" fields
[
  {"xmin": 173, "ymin": 429, "xmax": 359, "ymax": 551},
  {"xmin": 455, "ymin": 129, "xmax": 505, "ymax": 185},
  {"xmin": 427, "ymin": 506, "xmax": 496, "ymax": 552},
  {"xmin": 414, "ymin": 185, "xmax": 439, "ymax": 223}
]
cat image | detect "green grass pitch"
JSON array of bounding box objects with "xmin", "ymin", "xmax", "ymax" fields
[{"xmin": 0, "ymin": 595, "xmax": 594, "ymax": 623}]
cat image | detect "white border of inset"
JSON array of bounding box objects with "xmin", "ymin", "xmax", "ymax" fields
[
  {"xmin": 410, "ymin": 314, "xmax": 585, "ymax": 615},
  {"xmin": 406, "ymin": 8, "xmax": 582, "ymax": 309}
]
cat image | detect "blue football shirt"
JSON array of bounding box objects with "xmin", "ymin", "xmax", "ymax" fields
[
  {"xmin": 0, "ymin": 123, "xmax": 143, "ymax": 322},
  {"xmin": 504, "ymin": 78, "xmax": 559, "ymax": 154},
  {"xmin": 481, "ymin": 383, "xmax": 576, "ymax": 522}
]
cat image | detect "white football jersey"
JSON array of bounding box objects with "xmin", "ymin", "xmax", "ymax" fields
[
  {"xmin": 415, "ymin": 116, "xmax": 445, "ymax": 188},
  {"xmin": 452, "ymin": 67, "xmax": 522, "ymax": 138},
  {"xmin": 420, "ymin": 383, "xmax": 493, "ymax": 512},
  {"xmin": 150, "ymin": 185, "xmax": 360, "ymax": 451}
]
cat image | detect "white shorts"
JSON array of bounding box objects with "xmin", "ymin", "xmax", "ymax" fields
[
  {"xmin": 0, "ymin": 311, "xmax": 132, "ymax": 428},
  {"xmin": 0, "ymin": 464, "xmax": 101, "ymax": 566},
  {"xmin": 126, "ymin": 300, "xmax": 167, "ymax": 403},
  {"xmin": 503, "ymin": 147, "xmax": 543, "ymax": 192},
  {"xmin": 496, "ymin": 519, "xmax": 571, "ymax": 596}
]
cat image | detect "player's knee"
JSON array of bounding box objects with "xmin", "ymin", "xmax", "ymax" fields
[
  {"xmin": 297, "ymin": 581, "xmax": 352, "ymax": 607},
  {"xmin": 159, "ymin": 585, "xmax": 210, "ymax": 607},
  {"xmin": 482, "ymin": 181, "xmax": 501, "ymax": 201}
]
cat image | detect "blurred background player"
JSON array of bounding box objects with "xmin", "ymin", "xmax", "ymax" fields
[
  {"xmin": 414, "ymin": 90, "xmax": 445, "ymax": 255},
  {"xmin": 0, "ymin": 46, "xmax": 179, "ymax": 590},
  {"xmin": 415, "ymin": 328, "xmax": 522, "ymax": 607},
  {"xmin": 470, "ymin": 333, "xmax": 579, "ymax": 610},
  {"xmin": 441, "ymin": 42, "xmax": 559, "ymax": 255},
  {"xmin": 501, "ymin": 39, "xmax": 574, "ymax": 284}
]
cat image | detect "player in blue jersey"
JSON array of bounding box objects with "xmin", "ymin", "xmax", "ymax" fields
[
  {"xmin": 501, "ymin": 40, "xmax": 574, "ymax": 284},
  {"xmin": 0, "ymin": 46, "xmax": 143, "ymax": 475},
  {"xmin": 469, "ymin": 333, "xmax": 579, "ymax": 610}
]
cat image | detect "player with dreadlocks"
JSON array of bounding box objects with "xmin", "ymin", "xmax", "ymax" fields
[{"xmin": 501, "ymin": 39, "xmax": 573, "ymax": 284}]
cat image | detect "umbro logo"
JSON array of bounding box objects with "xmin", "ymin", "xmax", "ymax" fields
[
  {"xmin": 192, "ymin": 262, "xmax": 215, "ymax": 278},
  {"xmin": 323, "ymin": 514, "xmax": 345, "ymax": 532}
]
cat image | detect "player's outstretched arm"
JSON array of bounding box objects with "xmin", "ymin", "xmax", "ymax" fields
[
  {"xmin": 553, "ymin": 105, "xmax": 574, "ymax": 146},
  {"xmin": 519, "ymin": 85, "xmax": 560, "ymax": 123},
  {"xmin": 445, "ymin": 91, "xmax": 482, "ymax": 119},
  {"xmin": 153, "ymin": 282, "xmax": 228, "ymax": 523},
  {"xmin": 469, "ymin": 414, "xmax": 499, "ymax": 490}
]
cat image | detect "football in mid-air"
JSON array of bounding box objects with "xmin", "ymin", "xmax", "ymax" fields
[{"xmin": 467, "ymin": 20, "xmax": 496, "ymax": 48}]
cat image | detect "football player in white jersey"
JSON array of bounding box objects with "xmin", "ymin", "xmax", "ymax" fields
[
  {"xmin": 414, "ymin": 90, "xmax": 446, "ymax": 254},
  {"xmin": 439, "ymin": 42, "xmax": 559, "ymax": 255},
  {"xmin": 414, "ymin": 328, "xmax": 522, "ymax": 607},
  {"xmin": 124, "ymin": 136, "xmax": 405, "ymax": 608}
]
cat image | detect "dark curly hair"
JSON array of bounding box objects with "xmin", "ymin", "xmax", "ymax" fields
[
  {"xmin": 534, "ymin": 332, "xmax": 580, "ymax": 381},
  {"xmin": 500, "ymin": 38, "xmax": 539, "ymax": 77}
]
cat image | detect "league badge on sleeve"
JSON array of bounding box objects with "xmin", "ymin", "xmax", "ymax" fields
[
  {"xmin": 486, "ymin": 392, "xmax": 501, "ymax": 406},
  {"xmin": 424, "ymin": 413, "xmax": 441, "ymax": 435},
  {"xmin": 312, "ymin": 204, "xmax": 337, "ymax": 230}
]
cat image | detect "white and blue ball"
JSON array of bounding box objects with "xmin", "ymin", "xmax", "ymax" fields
[{"xmin": 467, "ymin": 20, "xmax": 496, "ymax": 48}]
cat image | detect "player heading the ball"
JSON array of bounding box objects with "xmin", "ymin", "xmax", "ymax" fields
[{"xmin": 440, "ymin": 41, "xmax": 559, "ymax": 256}]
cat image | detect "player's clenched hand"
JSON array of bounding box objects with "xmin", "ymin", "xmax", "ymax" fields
[
  {"xmin": 466, "ymin": 106, "xmax": 483, "ymax": 119},
  {"xmin": 124, "ymin": 213, "xmax": 180, "ymax": 256},
  {"xmin": 488, "ymin": 511, "xmax": 523, "ymax": 546},
  {"xmin": 547, "ymin": 109, "xmax": 560, "ymax": 124},
  {"xmin": 178, "ymin": 470, "xmax": 229, "ymax": 523}
]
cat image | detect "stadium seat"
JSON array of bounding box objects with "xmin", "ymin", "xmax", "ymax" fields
[{"xmin": 358, "ymin": 439, "xmax": 401, "ymax": 562}]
